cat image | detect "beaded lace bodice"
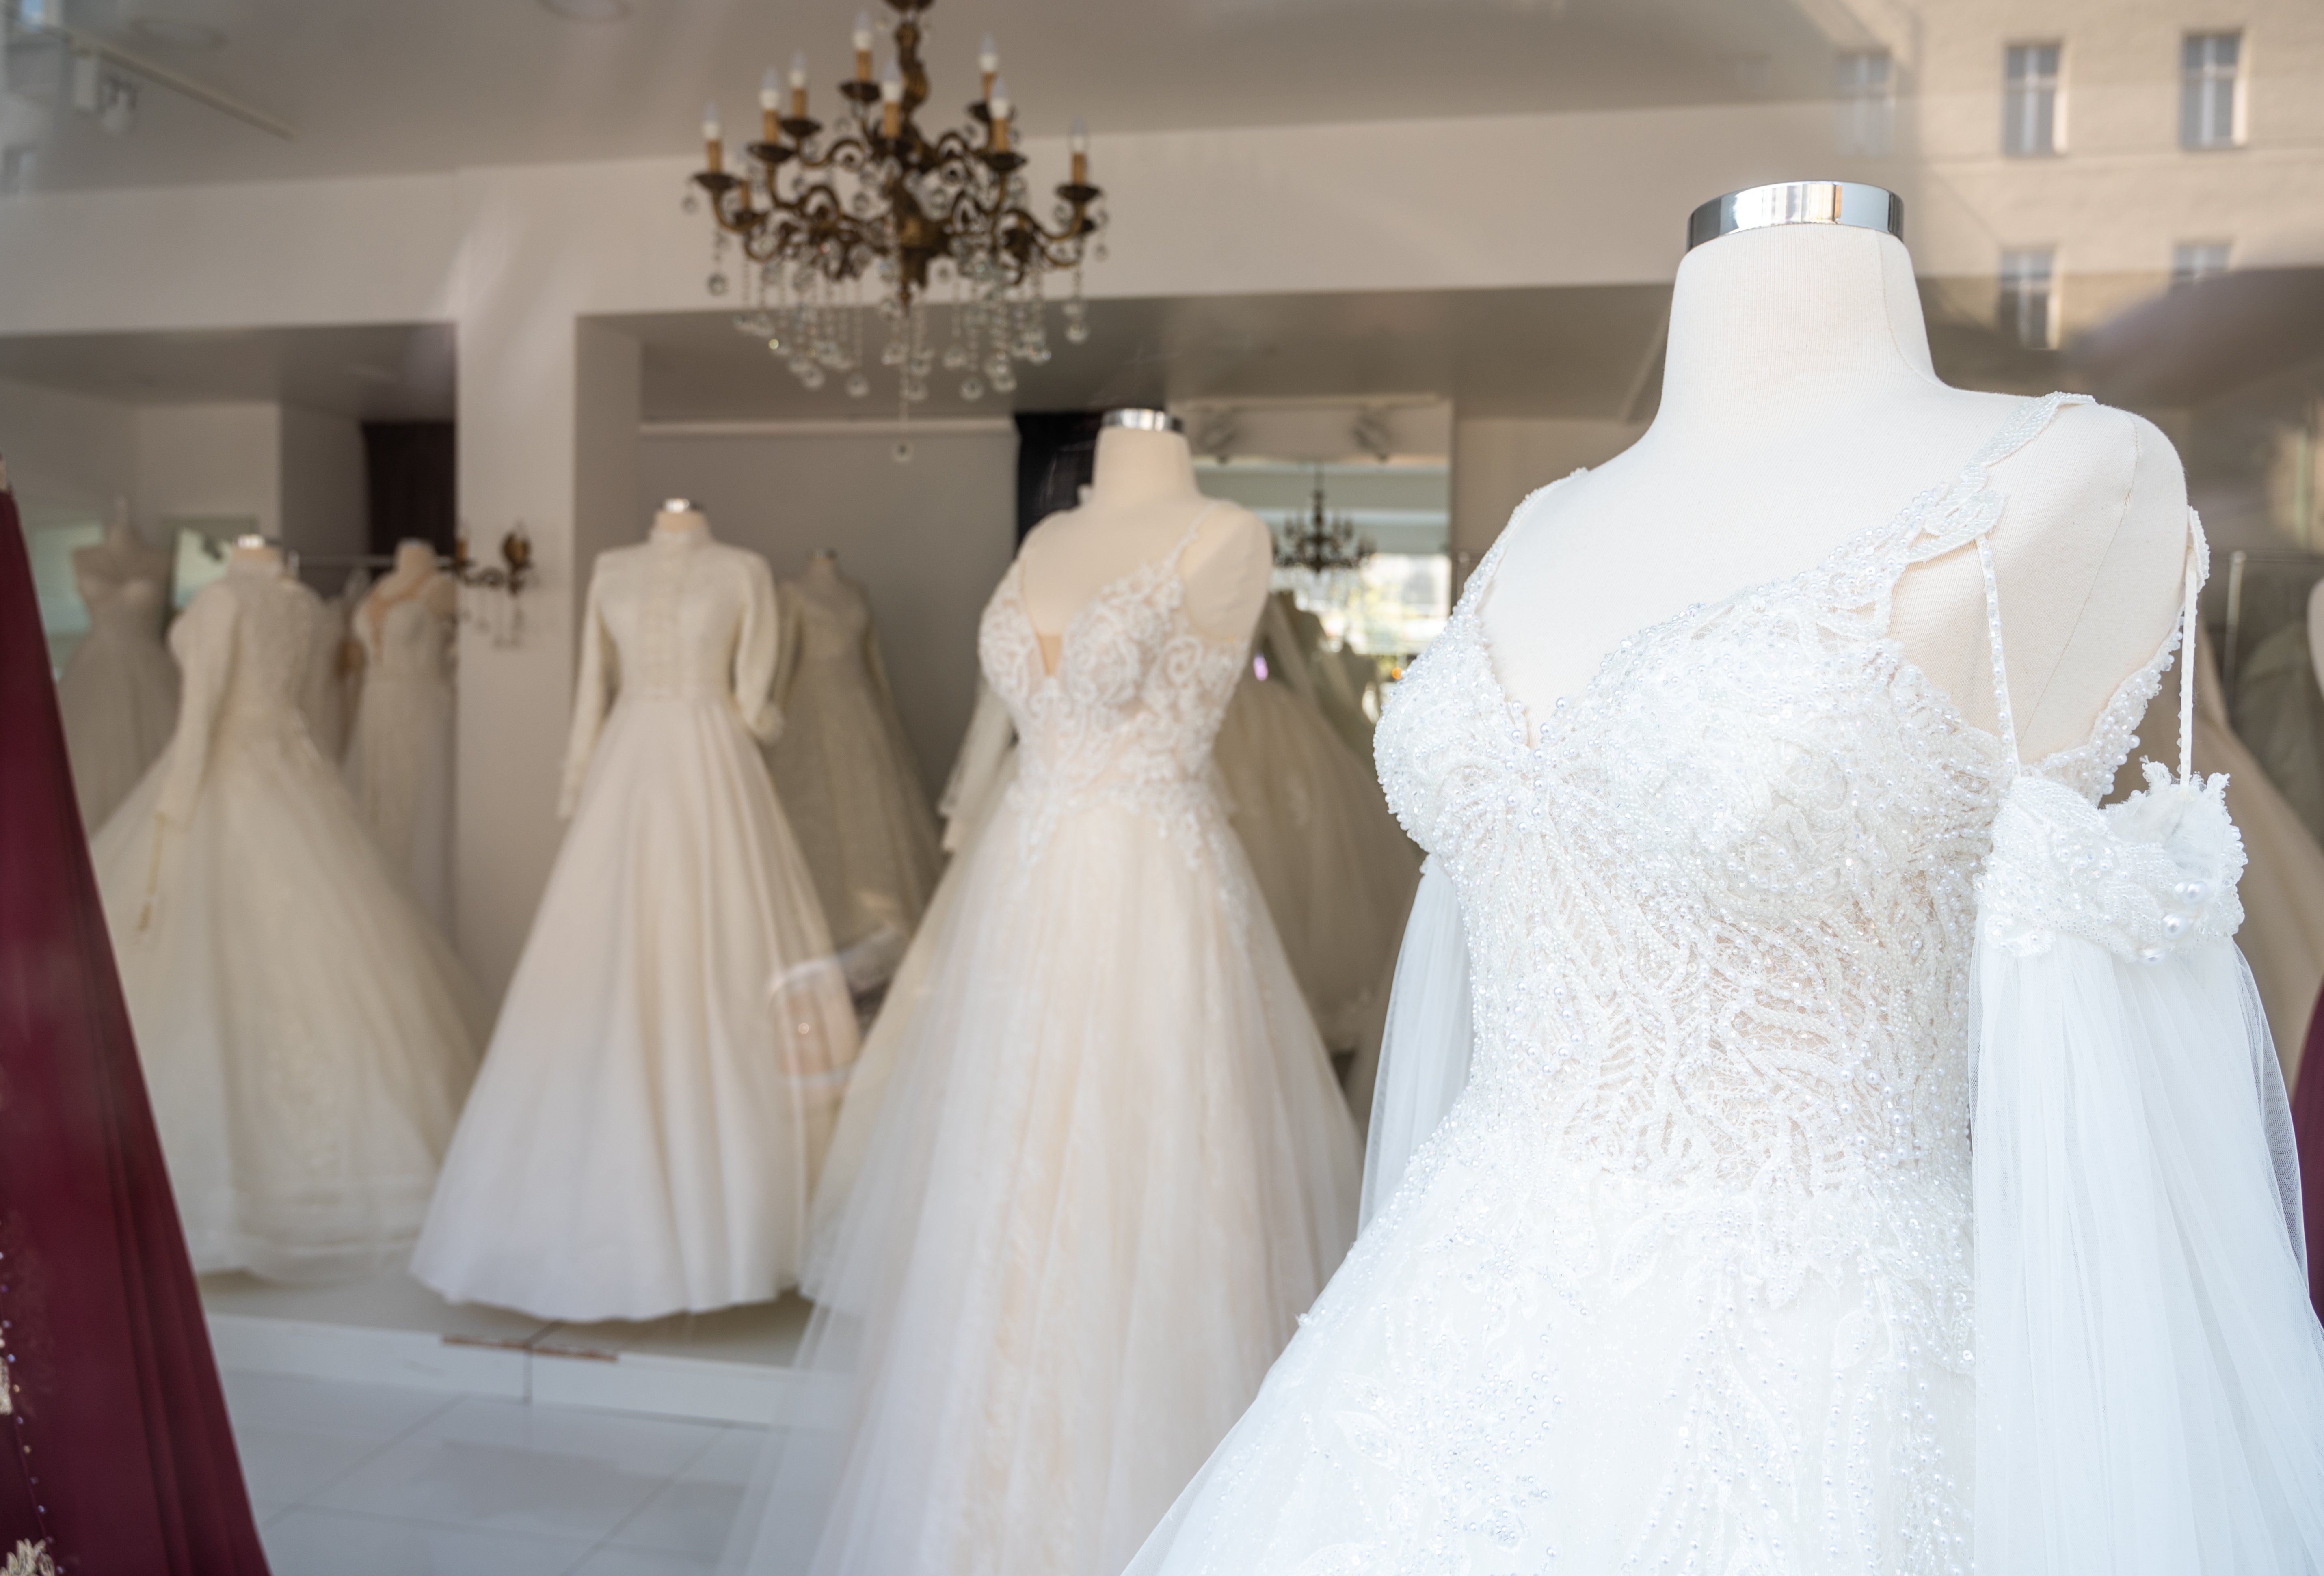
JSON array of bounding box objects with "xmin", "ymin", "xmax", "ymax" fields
[
  {"xmin": 560, "ymin": 530, "xmax": 781, "ymax": 816},
  {"xmin": 362, "ymin": 581, "xmax": 452, "ymax": 686},
  {"xmin": 1375, "ymin": 393, "xmax": 2175, "ymax": 1252},
  {"xmin": 76, "ymin": 565, "xmax": 169, "ymax": 645},
  {"xmin": 978, "ymin": 508, "xmax": 1251, "ymax": 860}
]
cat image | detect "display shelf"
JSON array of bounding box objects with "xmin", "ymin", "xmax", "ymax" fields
[{"xmin": 202, "ymin": 1271, "xmax": 812, "ymax": 1426}]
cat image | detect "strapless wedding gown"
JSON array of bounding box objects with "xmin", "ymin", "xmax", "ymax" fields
[
  {"xmin": 91, "ymin": 561, "xmax": 483, "ymax": 1282},
  {"xmin": 1129, "ymin": 395, "xmax": 2324, "ymax": 1574},
  {"xmin": 412, "ymin": 527, "xmax": 858, "ymax": 1322},
  {"xmin": 344, "ymin": 583, "xmax": 456, "ymax": 930},
  {"xmin": 58, "ymin": 564, "xmax": 178, "ymax": 831},
  {"xmin": 724, "ymin": 511, "xmax": 1361, "ymax": 1576},
  {"xmin": 765, "ymin": 573, "xmax": 941, "ymax": 991}
]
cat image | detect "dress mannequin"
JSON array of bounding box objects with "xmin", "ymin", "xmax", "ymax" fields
[
  {"xmin": 1480, "ymin": 195, "xmax": 2187, "ymax": 760},
  {"xmin": 1016, "ymin": 412, "xmax": 1273, "ymax": 665},
  {"xmin": 346, "ymin": 539, "xmax": 459, "ymax": 929},
  {"xmin": 58, "ymin": 502, "xmax": 179, "ymax": 831},
  {"xmin": 229, "ymin": 535, "xmax": 283, "ymax": 574},
  {"xmin": 655, "ymin": 497, "xmax": 709, "ymax": 537}
]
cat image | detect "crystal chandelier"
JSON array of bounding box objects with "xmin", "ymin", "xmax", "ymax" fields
[
  {"xmin": 1275, "ymin": 467, "xmax": 1373, "ymax": 579},
  {"xmin": 690, "ymin": 0, "xmax": 1106, "ymax": 452}
]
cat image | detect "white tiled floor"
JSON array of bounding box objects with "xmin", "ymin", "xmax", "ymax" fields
[{"xmin": 224, "ymin": 1369, "xmax": 763, "ymax": 1576}]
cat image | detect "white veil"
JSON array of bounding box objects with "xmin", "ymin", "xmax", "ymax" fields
[{"xmin": 1358, "ymin": 855, "xmax": 1473, "ymax": 1231}]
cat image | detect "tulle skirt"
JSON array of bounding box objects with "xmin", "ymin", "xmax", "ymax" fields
[
  {"xmin": 411, "ymin": 694, "xmax": 857, "ymax": 1323},
  {"xmin": 725, "ymin": 784, "xmax": 1361, "ymax": 1576},
  {"xmin": 1126, "ymin": 1105, "xmax": 1976, "ymax": 1576},
  {"xmin": 765, "ymin": 655, "xmax": 941, "ymax": 991},
  {"xmin": 92, "ymin": 717, "xmax": 483, "ymax": 1283},
  {"xmin": 59, "ymin": 624, "xmax": 179, "ymax": 832},
  {"xmin": 344, "ymin": 669, "xmax": 456, "ymax": 932},
  {"xmin": 1213, "ymin": 670, "xmax": 1418, "ymax": 1096}
]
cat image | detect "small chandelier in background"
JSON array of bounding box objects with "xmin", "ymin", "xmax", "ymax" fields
[
  {"xmin": 454, "ymin": 522, "xmax": 536, "ymax": 649},
  {"xmin": 690, "ymin": 0, "xmax": 1107, "ymax": 458},
  {"xmin": 1275, "ymin": 466, "xmax": 1372, "ymax": 580}
]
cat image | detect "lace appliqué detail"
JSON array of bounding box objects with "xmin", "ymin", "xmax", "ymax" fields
[
  {"xmin": 978, "ymin": 520, "xmax": 1253, "ymax": 912},
  {"xmin": 1, "ymin": 1543, "xmax": 56, "ymax": 1576}
]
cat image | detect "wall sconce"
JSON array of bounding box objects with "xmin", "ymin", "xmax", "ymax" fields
[{"xmin": 454, "ymin": 522, "xmax": 535, "ymax": 648}]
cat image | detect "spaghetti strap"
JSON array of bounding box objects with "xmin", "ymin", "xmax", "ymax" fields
[
  {"xmin": 2177, "ymin": 510, "xmax": 2210, "ymax": 784},
  {"xmin": 1164, "ymin": 501, "xmax": 1225, "ymax": 572}
]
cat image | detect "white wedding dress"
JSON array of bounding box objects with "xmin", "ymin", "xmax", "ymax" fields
[
  {"xmin": 724, "ymin": 510, "xmax": 1362, "ymax": 1576},
  {"xmin": 765, "ymin": 568, "xmax": 942, "ymax": 991},
  {"xmin": 58, "ymin": 554, "xmax": 178, "ymax": 831},
  {"xmin": 91, "ymin": 557, "xmax": 484, "ymax": 1282},
  {"xmin": 411, "ymin": 526, "xmax": 858, "ymax": 1323},
  {"xmin": 343, "ymin": 577, "xmax": 456, "ymax": 931},
  {"xmin": 1129, "ymin": 394, "xmax": 2324, "ymax": 1574}
]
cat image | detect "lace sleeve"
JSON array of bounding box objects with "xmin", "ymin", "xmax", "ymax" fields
[{"xmin": 733, "ymin": 553, "xmax": 783, "ymax": 747}]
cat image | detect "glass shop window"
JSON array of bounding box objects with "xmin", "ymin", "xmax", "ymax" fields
[
  {"xmin": 1999, "ymin": 248, "xmax": 2059, "ymax": 349},
  {"xmin": 2004, "ymin": 42, "xmax": 2065, "ymax": 156},
  {"xmin": 2182, "ymin": 32, "xmax": 2245, "ymax": 150},
  {"xmin": 1836, "ymin": 49, "xmax": 1894, "ymax": 158}
]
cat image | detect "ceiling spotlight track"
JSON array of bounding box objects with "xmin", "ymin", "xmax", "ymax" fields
[
  {"xmin": 1, "ymin": 1, "xmax": 294, "ymax": 140},
  {"xmin": 690, "ymin": 0, "xmax": 1106, "ymax": 457}
]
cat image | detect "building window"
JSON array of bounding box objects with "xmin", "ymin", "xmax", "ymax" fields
[
  {"xmin": 2000, "ymin": 248, "xmax": 2058, "ymax": 348},
  {"xmin": 2172, "ymin": 241, "xmax": 2232, "ymax": 286},
  {"xmin": 2182, "ymin": 32, "xmax": 2244, "ymax": 149},
  {"xmin": 1836, "ymin": 49, "xmax": 1894, "ymax": 156},
  {"xmin": 2004, "ymin": 42, "xmax": 2064, "ymax": 155}
]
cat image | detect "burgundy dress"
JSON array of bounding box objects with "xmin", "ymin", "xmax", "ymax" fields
[
  {"xmin": 2298, "ymin": 989, "xmax": 2324, "ymax": 1322},
  {"xmin": 0, "ymin": 488, "xmax": 269, "ymax": 1572}
]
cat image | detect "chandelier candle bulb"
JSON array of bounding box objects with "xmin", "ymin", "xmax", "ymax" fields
[
  {"xmin": 701, "ymin": 101, "xmax": 722, "ymax": 171},
  {"xmin": 1070, "ymin": 115, "xmax": 1088, "ymax": 182},
  {"xmin": 853, "ymin": 9, "xmax": 874, "ymax": 78},
  {"xmin": 880, "ymin": 59, "xmax": 903, "ymax": 138},
  {"xmin": 760, "ymin": 70, "xmax": 783, "ymax": 139},
  {"xmin": 988, "ymin": 76, "xmax": 1010, "ymax": 147},
  {"xmin": 979, "ymin": 32, "xmax": 999, "ymax": 98},
  {"xmin": 789, "ymin": 51, "xmax": 810, "ymax": 116}
]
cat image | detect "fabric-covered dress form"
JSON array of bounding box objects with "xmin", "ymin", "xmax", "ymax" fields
[
  {"xmin": 765, "ymin": 564, "xmax": 941, "ymax": 992},
  {"xmin": 1128, "ymin": 394, "xmax": 2324, "ymax": 1574},
  {"xmin": 412, "ymin": 526, "xmax": 858, "ymax": 1322},
  {"xmin": 58, "ymin": 546, "xmax": 178, "ymax": 832},
  {"xmin": 91, "ymin": 556, "xmax": 484, "ymax": 1282},
  {"xmin": 724, "ymin": 512, "xmax": 1362, "ymax": 1576},
  {"xmin": 344, "ymin": 575, "xmax": 457, "ymax": 931},
  {"xmin": 0, "ymin": 489, "xmax": 270, "ymax": 1574}
]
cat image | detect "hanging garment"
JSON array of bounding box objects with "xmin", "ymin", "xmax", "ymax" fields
[
  {"xmin": 56, "ymin": 547, "xmax": 178, "ymax": 831},
  {"xmin": 0, "ymin": 489, "xmax": 270, "ymax": 1575},
  {"xmin": 411, "ymin": 527, "xmax": 858, "ymax": 1323},
  {"xmin": 1213, "ymin": 594, "xmax": 1419, "ymax": 1110},
  {"xmin": 765, "ymin": 567, "xmax": 942, "ymax": 993},
  {"xmin": 723, "ymin": 509, "xmax": 1361, "ymax": 1576},
  {"xmin": 2122, "ymin": 627, "xmax": 2324, "ymax": 1071},
  {"xmin": 90, "ymin": 556, "xmax": 483, "ymax": 1283},
  {"xmin": 296, "ymin": 571, "xmax": 362, "ymax": 763},
  {"xmin": 2297, "ymin": 980, "xmax": 2324, "ymax": 1322},
  {"xmin": 2233, "ymin": 618, "xmax": 2324, "ymax": 846},
  {"xmin": 1127, "ymin": 393, "xmax": 2324, "ymax": 1576},
  {"xmin": 343, "ymin": 574, "xmax": 457, "ymax": 931}
]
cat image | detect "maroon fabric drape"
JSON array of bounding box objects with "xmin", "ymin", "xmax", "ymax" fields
[
  {"xmin": 0, "ymin": 491, "xmax": 270, "ymax": 1573},
  {"xmin": 2298, "ymin": 987, "xmax": 2324, "ymax": 1323}
]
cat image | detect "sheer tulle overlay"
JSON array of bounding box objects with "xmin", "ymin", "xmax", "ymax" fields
[
  {"xmin": 1127, "ymin": 395, "xmax": 2320, "ymax": 1575},
  {"xmin": 93, "ymin": 565, "xmax": 483, "ymax": 1282},
  {"xmin": 58, "ymin": 568, "xmax": 178, "ymax": 831},
  {"xmin": 726, "ymin": 516, "xmax": 1360, "ymax": 1576},
  {"xmin": 414, "ymin": 530, "xmax": 856, "ymax": 1322}
]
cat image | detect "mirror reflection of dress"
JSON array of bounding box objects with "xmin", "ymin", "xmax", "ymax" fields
[
  {"xmin": 90, "ymin": 553, "xmax": 484, "ymax": 1283},
  {"xmin": 56, "ymin": 527, "xmax": 178, "ymax": 831},
  {"xmin": 344, "ymin": 568, "xmax": 457, "ymax": 930},
  {"xmin": 765, "ymin": 558, "xmax": 941, "ymax": 992},
  {"xmin": 412, "ymin": 524, "xmax": 859, "ymax": 1322}
]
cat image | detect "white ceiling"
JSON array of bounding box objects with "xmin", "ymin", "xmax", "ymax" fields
[{"xmin": 4, "ymin": 0, "xmax": 1859, "ymax": 191}]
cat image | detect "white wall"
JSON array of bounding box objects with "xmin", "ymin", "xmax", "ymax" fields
[
  {"xmin": 635, "ymin": 423, "xmax": 1020, "ymax": 799},
  {"xmin": 279, "ymin": 405, "xmax": 368, "ymax": 568},
  {"xmin": 136, "ymin": 402, "xmax": 281, "ymax": 538},
  {"xmin": 0, "ymin": 374, "xmax": 136, "ymax": 531}
]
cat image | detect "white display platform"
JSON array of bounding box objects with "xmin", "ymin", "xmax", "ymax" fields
[{"xmin": 202, "ymin": 1270, "xmax": 812, "ymax": 1426}]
